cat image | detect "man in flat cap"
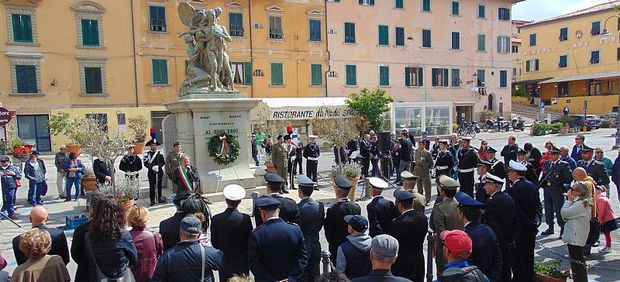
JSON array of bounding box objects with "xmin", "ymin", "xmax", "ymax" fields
[
  {"xmin": 297, "ymin": 175, "xmax": 324, "ymax": 282},
  {"xmin": 401, "ymin": 171, "xmax": 425, "ymax": 213},
  {"xmin": 475, "ymin": 159, "xmax": 492, "ymax": 203},
  {"xmin": 351, "ymin": 235, "xmax": 410, "ymax": 282},
  {"xmin": 413, "ymin": 139, "xmax": 434, "ymax": 204},
  {"xmin": 432, "ymin": 175, "xmax": 464, "ymax": 274},
  {"xmin": 434, "ymin": 139, "xmax": 454, "ymax": 181},
  {"xmin": 577, "ymin": 144, "xmax": 610, "ymax": 188},
  {"xmin": 506, "ymin": 160, "xmax": 541, "ymax": 282},
  {"xmin": 517, "ymin": 148, "xmax": 539, "ymax": 185},
  {"xmin": 483, "ymin": 173, "xmax": 518, "ymax": 282},
  {"xmin": 210, "ymin": 184, "xmax": 253, "ymax": 281},
  {"xmin": 437, "ymin": 230, "xmax": 488, "ymax": 282},
  {"xmin": 500, "ymin": 135, "xmax": 518, "ymax": 169},
  {"xmin": 249, "ymin": 196, "xmax": 308, "ymax": 281},
  {"xmin": 486, "ymin": 146, "xmax": 506, "ymax": 182},
  {"xmin": 325, "ymin": 175, "xmax": 362, "ymax": 263},
  {"xmin": 336, "ymin": 215, "xmax": 372, "ymax": 279},
  {"xmin": 366, "ymin": 177, "xmax": 399, "ymax": 237},
  {"xmin": 303, "ymin": 136, "xmax": 321, "ymax": 183},
  {"xmin": 540, "ymin": 144, "xmax": 572, "ymax": 236},
  {"xmin": 456, "ymin": 192, "xmax": 502, "ymax": 282},
  {"xmin": 254, "ymin": 172, "xmax": 299, "ymax": 226},
  {"xmin": 144, "ymin": 139, "xmax": 166, "ymax": 206},
  {"xmin": 165, "ymin": 142, "xmax": 184, "ymax": 195},
  {"xmin": 389, "ymin": 189, "xmax": 428, "ymax": 282},
  {"xmin": 457, "ymin": 137, "xmax": 478, "ymax": 197},
  {"xmin": 119, "ymin": 144, "xmax": 142, "ymax": 183}
]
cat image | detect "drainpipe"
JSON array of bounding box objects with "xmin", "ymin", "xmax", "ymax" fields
[
  {"xmin": 248, "ymin": 0, "xmax": 254, "ymax": 98},
  {"xmin": 323, "ymin": 0, "xmax": 330, "ymax": 97},
  {"xmin": 130, "ymin": 0, "xmax": 139, "ymax": 107}
]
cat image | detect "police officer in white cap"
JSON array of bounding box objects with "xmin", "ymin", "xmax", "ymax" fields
[
  {"xmin": 211, "ymin": 184, "xmax": 253, "ymax": 281},
  {"xmin": 366, "ymin": 177, "xmax": 399, "ymax": 237}
]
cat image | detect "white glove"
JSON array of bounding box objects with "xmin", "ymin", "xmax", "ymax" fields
[{"xmin": 152, "ymin": 165, "xmax": 159, "ymax": 172}]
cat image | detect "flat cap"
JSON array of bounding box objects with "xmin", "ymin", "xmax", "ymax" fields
[
  {"xmin": 508, "ymin": 160, "xmax": 527, "ymax": 172},
  {"xmin": 146, "ymin": 139, "xmax": 160, "ymax": 146},
  {"xmin": 264, "ymin": 172, "xmax": 285, "ymax": 184},
  {"xmin": 309, "ymin": 135, "xmax": 318, "ymax": 139},
  {"xmin": 401, "ymin": 170, "xmax": 418, "ymax": 180},
  {"xmin": 335, "ymin": 175, "xmax": 353, "ymax": 190},
  {"xmin": 486, "ymin": 146, "xmax": 497, "ymax": 153},
  {"xmin": 223, "ymin": 184, "xmax": 246, "ymax": 201},
  {"xmin": 0, "ymin": 155, "xmax": 10, "ymax": 162},
  {"xmin": 180, "ymin": 216, "xmax": 202, "ymax": 235},
  {"xmin": 126, "ymin": 144, "xmax": 136, "ymax": 149},
  {"xmin": 456, "ymin": 192, "xmax": 484, "ymax": 207},
  {"xmin": 297, "ymin": 175, "xmax": 316, "ymax": 187},
  {"xmin": 582, "ymin": 145, "xmax": 594, "ymax": 152},
  {"xmin": 477, "ymin": 159, "xmax": 492, "ymax": 168},
  {"xmin": 344, "ymin": 215, "xmax": 369, "ymax": 233},
  {"xmin": 484, "ymin": 173, "xmax": 505, "ymax": 184},
  {"xmin": 393, "ymin": 189, "xmax": 415, "ymax": 201},
  {"xmin": 255, "ymin": 196, "xmax": 281, "ymax": 209},
  {"xmin": 368, "ymin": 177, "xmax": 389, "ymax": 189},
  {"xmin": 371, "ymin": 234, "xmax": 399, "ymax": 258},
  {"xmin": 438, "ymin": 175, "xmax": 460, "ymax": 190}
]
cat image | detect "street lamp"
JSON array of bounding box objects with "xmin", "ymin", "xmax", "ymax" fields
[{"xmin": 601, "ymin": 15, "xmax": 620, "ymax": 149}]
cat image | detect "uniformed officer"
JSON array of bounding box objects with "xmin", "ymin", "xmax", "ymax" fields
[
  {"xmin": 540, "ymin": 145, "xmax": 573, "ymax": 236},
  {"xmin": 249, "ymin": 196, "xmax": 308, "ymax": 281},
  {"xmin": 456, "ymin": 192, "xmax": 502, "ymax": 282},
  {"xmin": 432, "ymin": 175, "xmax": 464, "ymax": 274},
  {"xmin": 366, "ymin": 177, "xmax": 399, "ymax": 237},
  {"xmin": 401, "ymin": 171, "xmax": 426, "ymax": 213},
  {"xmin": 457, "ymin": 137, "xmax": 478, "ymax": 197},
  {"xmin": 388, "ymin": 189, "xmax": 428, "ymax": 282},
  {"xmin": 165, "ymin": 142, "xmax": 184, "ymax": 194},
  {"xmin": 303, "ymin": 135, "xmax": 321, "ymax": 183},
  {"xmin": 272, "ymin": 135, "xmax": 290, "ymax": 193},
  {"xmin": 254, "ymin": 172, "xmax": 300, "ymax": 226},
  {"xmin": 297, "ymin": 175, "xmax": 325, "ymax": 282},
  {"xmin": 517, "ymin": 148, "xmax": 539, "ymax": 185},
  {"xmin": 144, "ymin": 139, "xmax": 166, "ymax": 206},
  {"xmin": 435, "ymin": 139, "xmax": 455, "ymax": 180},
  {"xmin": 211, "ymin": 184, "xmax": 253, "ymax": 281},
  {"xmin": 414, "ymin": 140, "xmax": 434, "ymax": 204},
  {"xmin": 483, "ymin": 173, "xmax": 518, "ymax": 282},
  {"xmin": 475, "ymin": 159, "xmax": 492, "ymax": 203},
  {"xmin": 486, "ymin": 146, "xmax": 506, "ymax": 181},
  {"xmin": 506, "ymin": 160, "xmax": 542, "ymax": 282},
  {"xmin": 325, "ymin": 175, "xmax": 362, "ymax": 263},
  {"xmin": 577, "ymin": 144, "xmax": 610, "ymax": 188},
  {"xmin": 119, "ymin": 144, "xmax": 143, "ymax": 181}
]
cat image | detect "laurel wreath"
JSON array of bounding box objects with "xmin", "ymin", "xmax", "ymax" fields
[{"xmin": 207, "ymin": 133, "xmax": 240, "ymax": 165}]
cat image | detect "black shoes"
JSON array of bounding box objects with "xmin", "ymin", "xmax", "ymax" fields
[{"xmin": 541, "ymin": 228, "xmax": 554, "ymax": 235}]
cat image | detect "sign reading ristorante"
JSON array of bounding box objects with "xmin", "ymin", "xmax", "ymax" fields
[{"xmin": 270, "ymin": 106, "xmax": 357, "ymax": 120}]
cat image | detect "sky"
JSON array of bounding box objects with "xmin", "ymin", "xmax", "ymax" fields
[{"xmin": 513, "ymin": 0, "xmax": 613, "ymax": 21}]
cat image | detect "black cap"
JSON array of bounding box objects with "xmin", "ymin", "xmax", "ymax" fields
[
  {"xmin": 582, "ymin": 145, "xmax": 594, "ymax": 152},
  {"xmin": 477, "ymin": 159, "xmax": 492, "ymax": 168},
  {"xmin": 30, "ymin": 150, "xmax": 40, "ymax": 156},
  {"xmin": 146, "ymin": 139, "xmax": 160, "ymax": 146},
  {"xmin": 335, "ymin": 175, "xmax": 353, "ymax": 190},
  {"xmin": 284, "ymin": 135, "xmax": 291, "ymax": 140},
  {"xmin": 549, "ymin": 144, "xmax": 561, "ymax": 154},
  {"xmin": 264, "ymin": 172, "xmax": 285, "ymax": 184},
  {"xmin": 517, "ymin": 147, "xmax": 527, "ymax": 155},
  {"xmin": 486, "ymin": 146, "xmax": 497, "ymax": 153},
  {"xmin": 344, "ymin": 215, "xmax": 369, "ymax": 233},
  {"xmin": 255, "ymin": 196, "xmax": 281, "ymax": 210},
  {"xmin": 297, "ymin": 175, "xmax": 316, "ymax": 188},
  {"xmin": 393, "ymin": 189, "xmax": 415, "ymax": 201}
]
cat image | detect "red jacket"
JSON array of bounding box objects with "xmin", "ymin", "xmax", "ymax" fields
[
  {"xmin": 596, "ymin": 194, "xmax": 617, "ymax": 225},
  {"xmin": 129, "ymin": 229, "xmax": 163, "ymax": 282}
]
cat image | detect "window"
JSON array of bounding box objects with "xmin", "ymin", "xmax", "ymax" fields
[
  {"xmin": 11, "ymin": 14, "xmax": 33, "ymax": 43},
  {"xmin": 512, "ymin": 68, "xmax": 517, "ymax": 76},
  {"xmin": 81, "ymin": 19, "xmax": 100, "ymax": 46},
  {"xmin": 617, "ymin": 47, "xmax": 620, "ymax": 61},
  {"xmin": 558, "ymin": 82, "xmax": 569, "ymax": 97},
  {"xmin": 451, "ymin": 32, "xmax": 460, "ymax": 50},
  {"xmin": 152, "ymin": 59, "xmax": 168, "ymax": 85},
  {"xmin": 84, "ymin": 67, "xmax": 103, "ymax": 94},
  {"xmin": 477, "ymin": 34, "xmax": 486, "ymax": 51},
  {"xmin": 529, "ymin": 33, "xmax": 537, "ymax": 46},
  {"xmin": 432, "ymin": 68, "xmax": 449, "ymax": 87},
  {"xmin": 270, "ymin": 63, "xmax": 284, "ymax": 85},
  {"xmin": 591, "ymin": 21, "xmax": 601, "ymax": 36},
  {"xmin": 559, "ymin": 27, "xmax": 568, "ymax": 41},
  {"xmin": 395, "ymin": 0, "xmax": 404, "ymax": 9},
  {"xmin": 559, "ymin": 55, "xmax": 568, "ymax": 68},
  {"xmin": 405, "ymin": 67, "xmax": 423, "ymax": 86},
  {"xmin": 589, "ymin": 80, "xmax": 602, "ymax": 95},
  {"xmin": 269, "ymin": 16, "xmax": 283, "ymax": 39},
  {"xmin": 497, "ymin": 36, "xmax": 510, "ymax": 53},
  {"xmin": 451, "ymin": 1, "xmax": 459, "ymax": 16},
  {"xmin": 345, "ymin": 22, "xmax": 356, "ymax": 43},
  {"xmin": 526, "ymin": 59, "xmax": 540, "ymax": 72},
  {"xmin": 499, "ymin": 70, "xmax": 507, "ymax": 88},
  {"xmin": 229, "ymin": 12, "xmax": 244, "ymax": 37},
  {"xmin": 590, "ymin": 50, "xmax": 600, "ymax": 64},
  {"xmin": 311, "ymin": 64, "xmax": 322, "ymax": 86},
  {"xmin": 378, "ymin": 25, "xmax": 389, "ymax": 45},
  {"xmin": 395, "ymin": 27, "xmax": 405, "ymax": 46},
  {"xmin": 512, "ymin": 45, "xmax": 519, "ymax": 53},
  {"xmin": 346, "ymin": 65, "xmax": 357, "ymax": 86},
  {"xmin": 15, "ymin": 65, "xmax": 37, "ymax": 93},
  {"xmin": 498, "ymin": 8, "xmax": 510, "ymax": 21},
  {"xmin": 230, "ymin": 62, "xmax": 252, "ymax": 85},
  {"xmin": 451, "ymin": 69, "xmax": 460, "ymax": 87},
  {"xmin": 422, "ymin": 0, "xmax": 431, "ymax": 12},
  {"xmin": 309, "ymin": 19, "xmax": 321, "ymax": 41},
  {"xmin": 379, "ymin": 66, "xmax": 390, "ymax": 86},
  {"xmin": 422, "ymin": 29, "xmax": 431, "ymax": 48},
  {"xmin": 359, "ymin": 0, "xmax": 375, "ymax": 5},
  {"xmin": 149, "ymin": 6, "xmax": 166, "ymax": 32},
  {"xmin": 476, "ymin": 69, "xmax": 485, "ymax": 87},
  {"xmin": 478, "ymin": 5, "xmax": 486, "ymax": 18}
]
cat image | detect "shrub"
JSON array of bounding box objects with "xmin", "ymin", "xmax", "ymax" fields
[{"xmin": 601, "ymin": 120, "xmax": 613, "ymax": 128}]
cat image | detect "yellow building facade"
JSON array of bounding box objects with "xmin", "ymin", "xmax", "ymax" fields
[
  {"xmin": 0, "ymin": 0, "xmax": 327, "ymax": 152},
  {"xmin": 517, "ymin": 1, "xmax": 620, "ymax": 115}
]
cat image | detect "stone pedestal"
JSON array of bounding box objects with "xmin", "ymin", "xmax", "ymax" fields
[{"xmin": 166, "ymin": 92, "xmax": 261, "ymax": 193}]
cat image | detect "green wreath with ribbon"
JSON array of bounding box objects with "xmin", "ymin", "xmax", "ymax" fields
[{"xmin": 207, "ymin": 133, "xmax": 240, "ymax": 165}]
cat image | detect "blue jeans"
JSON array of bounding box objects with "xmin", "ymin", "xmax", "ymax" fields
[
  {"xmin": 2, "ymin": 187, "xmax": 16, "ymax": 217},
  {"xmin": 66, "ymin": 177, "xmax": 82, "ymax": 200},
  {"xmin": 27, "ymin": 181, "xmax": 43, "ymax": 205},
  {"xmin": 371, "ymin": 159, "xmax": 379, "ymax": 177}
]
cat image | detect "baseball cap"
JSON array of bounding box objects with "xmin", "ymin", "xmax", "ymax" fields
[
  {"xmin": 344, "ymin": 215, "xmax": 369, "ymax": 233},
  {"xmin": 440, "ymin": 230, "xmax": 472, "ymax": 259},
  {"xmin": 180, "ymin": 216, "xmax": 202, "ymax": 235}
]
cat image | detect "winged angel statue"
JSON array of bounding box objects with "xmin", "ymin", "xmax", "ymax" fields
[{"xmin": 178, "ymin": 2, "xmax": 236, "ymax": 94}]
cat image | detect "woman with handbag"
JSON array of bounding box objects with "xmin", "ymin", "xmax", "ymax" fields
[
  {"xmin": 24, "ymin": 151, "xmax": 47, "ymax": 206},
  {"xmin": 128, "ymin": 206, "xmax": 163, "ymax": 282},
  {"xmin": 86, "ymin": 196, "xmax": 138, "ymax": 281},
  {"xmin": 561, "ymin": 181, "xmax": 593, "ymax": 282}
]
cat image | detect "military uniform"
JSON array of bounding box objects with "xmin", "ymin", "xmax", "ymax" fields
[
  {"xmin": 297, "ymin": 175, "xmax": 324, "ymax": 282},
  {"xmin": 501, "ymin": 143, "xmax": 519, "ymax": 169},
  {"xmin": 325, "ymin": 175, "xmax": 362, "ymax": 262},
  {"xmin": 457, "ymin": 140, "xmax": 478, "ymax": 197},
  {"xmin": 401, "ymin": 171, "xmax": 425, "ymax": 213},
  {"xmin": 432, "ymin": 176, "xmax": 464, "ymax": 273},
  {"xmin": 413, "ymin": 147, "xmax": 434, "ymax": 203},
  {"xmin": 165, "ymin": 150, "xmax": 184, "ymax": 194},
  {"xmin": 254, "ymin": 173, "xmax": 300, "ymax": 226},
  {"xmin": 287, "ymin": 141, "xmax": 298, "ymax": 190},
  {"xmin": 486, "ymin": 147, "xmax": 506, "ymax": 181},
  {"xmin": 475, "ymin": 159, "xmax": 492, "ymax": 203},
  {"xmin": 366, "ymin": 178, "xmax": 400, "ymax": 237},
  {"xmin": 119, "ymin": 150, "xmax": 143, "ymax": 181},
  {"xmin": 435, "ymin": 145, "xmax": 455, "ymax": 179},
  {"xmin": 518, "ymin": 148, "xmax": 539, "ymax": 186},
  {"xmin": 577, "ymin": 145, "xmax": 610, "ymax": 187},
  {"xmin": 144, "ymin": 140, "xmax": 166, "ymax": 205},
  {"xmin": 302, "ymin": 139, "xmax": 320, "ymax": 182},
  {"xmin": 540, "ymin": 146, "xmax": 573, "ymax": 235},
  {"xmin": 272, "ymin": 141, "xmax": 289, "ymax": 191}
]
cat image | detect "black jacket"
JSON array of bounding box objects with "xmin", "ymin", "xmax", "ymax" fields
[
  {"xmin": 88, "ymin": 230, "xmax": 138, "ymax": 279},
  {"xmin": 541, "ymin": 160, "xmax": 573, "ymax": 191},
  {"xmin": 325, "ymin": 199, "xmax": 361, "ymax": 261},
  {"xmin": 464, "ymin": 222, "xmax": 503, "ymax": 282},
  {"xmin": 152, "ymin": 240, "xmax": 223, "ymax": 282},
  {"xmin": 367, "ymin": 196, "xmax": 399, "ymax": 237},
  {"xmin": 13, "ymin": 225, "xmax": 69, "ymax": 265},
  {"xmin": 501, "ymin": 144, "xmax": 518, "ymax": 166},
  {"xmin": 351, "ymin": 270, "xmax": 412, "ymax": 282},
  {"xmin": 93, "ymin": 158, "xmax": 113, "ymax": 184},
  {"xmin": 303, "ymin": 144, "xmax": 321, "ymax": 160},
  {"xmin": 72, "ymin": 222, "xmax": 91, "ymax": 282},
  {"xmin": 489, "ymin": 159, "xmax": 506, "ymax": 180},
  {"xmin": 388, "ymin": 210, "xmax": 428, "ymax": 282},
  {"xmin": 527, "ymin": 147, "xmax": 543, "ymax": 175},
  {"xmin": 159, "ymin": 212, "xmax": 186, "ymax": 251},
  {"xmin": 143, "ymin": 150, "xmax": 165, "ymax": 172},
  {"xmin": 297, "ymin": 198, "xmax": 325, "ymax": 259},
  {"xmin": 483, "ymin": 191, "xmax": 519, "ymax": 247},
  {"xmin": 578, "ymin": 159, "xmax": 610, "ymax": 186},
  {"xmin": 254, "ymin": 194, "xmax": 300, "ymax": 226},
  {"xmin": 507, "ymin": 178, "xmax": 542, "ymax": 231},
  {"xmin": 210, "ymin": 208, "xmax": 253, "ymax": 281},
  {"xmin": 399, "ymin": 139, "xmax": 413, "ymax": 162},
  {"xmin": 119, "ymin": 155, "xmax": 142, "ymax": 174},
  {"xmin": 360, "ymin": 140, "xmax": 372, "ymax": 158}
]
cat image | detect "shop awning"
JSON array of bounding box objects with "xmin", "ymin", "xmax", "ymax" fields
[
  {"xmin": 513, "ymin": 78, "xmax": 553, "ymax": 84},
  {"xmin": 260, "ymin": 97, "xmax": 348, "ymax": 108},
  {"xmin": 540, "ymin": 71, "xmax": 620, "ymax": 84}
]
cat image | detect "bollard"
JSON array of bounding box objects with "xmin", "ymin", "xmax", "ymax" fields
[
  {"xmin": 321, "ymin": 250, "xmax": 332, "ymax": 274},
  {"xmin": 426, "ymin": 230, "xmax": 435, "ymax": 282},
  {"xmin": 251, "ymin": 191, "xmax": 260, "ymax": 216}
]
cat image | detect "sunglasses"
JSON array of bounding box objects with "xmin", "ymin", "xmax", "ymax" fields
[{"xmin": 596, "ymin": 151, "xmax": 603, "ymax": 154}]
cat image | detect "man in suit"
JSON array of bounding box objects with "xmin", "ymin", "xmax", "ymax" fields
[
  {"xmin": 144, "ymin": 139, "xmax": 166, "ymax": 206},
  {"xmin": 297, "ymin": 175, "xmax": 325, "ymax": 282},
  {"xmin": 388, "ymin": 189, "xmax": 428, "ymax": 282},
  {"xmin": 366, "ymin": 177, "xmax": 399, "ymax": 237},
  {"xmin": 483, "ymin": 173, "xmax": 519, "ymax": 282},
  {"xmin": 475, "ymin": 159, "xmax": 492, "ymax": 203},
  {"xmin": 165, "ymin": 142, "xmax": 184, "ymax": 194},
  {"xmin": 210, "ymin": 184, "xmax": 253, "ymax": 281},
  {"xmin": 457, "ymin": 137, "xmax": 478, "ymax": 197},
  {"xmin": 173, "ymin": 155, "xmax": 200, "ymax": 198},
  {"xmin": 432, "ymin": 175, "xmax": 464, "ymax": 273},
  {"xmin": 249, "ymin": 196, "xmax": 308, "ymax": 281},
  {"xmin": 486, "ymin": 146, "xmax": 506, "ymax": 181},
  {"xmin": 325, "ymin": 175, "xmax": 362, "ymax": 263},
  {"xmin": 350, "ymin": 235, "xmax": 411, "ymax": 282},
  {"xmin": 93, "ymin": 154, "xmax": 113, "ymax": 185},
  {"xmin": 500, "ymin": 135, "xmax": 518, "ymax": 169},
  {"xmin": 272, "ymin": 135, "xmax": 289, "ymax": 193},
  {"xmin": 254, "ymin": 173, "xmax": 300, "ymax": 226},
  {"xmin": 396, "ymin": 130, "xmax": 413, "ymax": 185},
  {"xmin": 571, "ymin": 133, "xmax": 585, "ymax": 162},
  {"xmin": 13, "ymin": 206, "xmax": 70, "ymax": 265},
  {"xmin": 303, "ymin": 135, "xmax": 321, "ymax": 182},
  {"xmin": 506, "ymin": 160, "xmax": 542, "ymax": 282},
  {"xmin": 456, "ymin": 192, "xmax": 502, "ymax": 282},
  {"xmin": 401, "ymin": 171, "xmax": 425, "ymax": 213},
  {"xmin": 540, "ymin": 145, "xmax": 573, "ymax": 236},
  {"xmin": 578, "ymin": 144, "xmax": 610, "ymax": 187},
  {"xmin": 414, "ymin": 140, "xmax": 434, "ymax": 204},
  {"xmin": 360, "ymin": 134, "xmax": 372, "ymax": 178}
]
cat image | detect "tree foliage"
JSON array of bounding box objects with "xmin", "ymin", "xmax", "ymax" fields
[
  {"xmin": 311, "ymin": 106, "xmax": 362, "ymax": 149},
  {"xmin": 346, "ymin": 88, "xmax": 393, "ymax": 131}
]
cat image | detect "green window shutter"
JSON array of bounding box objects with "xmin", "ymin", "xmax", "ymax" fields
[
  {"xmin": 271, "ymin": 63, "xmax": 283, "ymax": 85},
  {"xmin": 379, "ymin": 66, "xmax": 389, "ymax": 86},
  {"xmin": 451, "ymin": 1, "xmax": 459, "ymax": 15},
  {"xmin": 396, "ymin": 0, "xmax": 404, "ymax": 9},
  {"xmin": 477, "ymin": 34, "xmax": 485, "ymax": 51},
  {"xmin": 149, "ymin": 6, "xmax": 167, "ymax": 32},
  {"xmin": 478, "ymin": 5, "xmax": 485, "ymax": 18},
  {"xmin": 311, "ymin": 64, "xmax": 322, "ymax": 85},
  {"xmin": 451, "ymin": 69, "xmax": 460, "ymax": 87},
  {"xmin": 82, "ymin": 19, "xmax": 99, "ymax": 46},
  {"xmin": 405, "ymin": 67, "xmax": 411, "ymax": 86},
  {"xmin": 346, "ymin": 65, "xmax": 357, "ymax": 86},
  {"xmin": 423, "ymin": 0, "xmax": 431, "ymax": 11},
  {"xmin": 378, "ymin": 25, "xmax": 389, "ymax": 45},
  {"xmin": 15, "ymin": 65, "xmax": 37, "ymax": 93},
  {"xmin": 12, "ymin": 14, "xmax": 33, "ymax": 43},
  {"xmin": 443, "ymin": 69, "xmax": 449, "ymax": 86},
  {"xmin": 417, "ymin": 67, "xmax": 424, "ymax": 86},
  {"xmin": 84, "ymin": 67, "xmax": 102, "ymax": 94},
  {"xmin": 244, "ymin": 62, "xmax": 253, "ymax": 85},
  {"xmin": 152, "ymin": 59, "xmax": 168, "ymax": 84}
]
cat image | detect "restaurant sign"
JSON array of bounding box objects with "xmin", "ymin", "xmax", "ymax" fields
[
  {"xmin": 0, "ymin": 107, "xmax": 13, "ymax": 126},
  {"xmin": 270, "ymin": 106, "xmax": 357, "ymax": 120}
]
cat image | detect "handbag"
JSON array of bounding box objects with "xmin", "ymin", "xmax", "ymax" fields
[
  {"xmin": 586, "ymin": 200, "xmax": 600, "ymax": 245},
  {"xmin": 85, "ymin": 232, "xmax": 136, "ymax": 282},
  {"xmin": 39, "ymin": 181, "xmax": 48, "ymax": 196}
]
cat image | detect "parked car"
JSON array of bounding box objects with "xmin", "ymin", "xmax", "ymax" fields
[
  {"xmin": 551, "ymin": 114, "xmax": 600, "ymax": 129},
  {"xmin": 601, "ymin": 112, "xmax": 618, "ymax": 127}
]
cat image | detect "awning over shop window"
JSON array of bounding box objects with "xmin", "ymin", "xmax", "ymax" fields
[
  {"xmin": 540, "ymin": 71, "xmax": 620, "ymax": 84},
  {"xmin": 513, "ymin": 78, "xmax": 553, "ymax": 84}
]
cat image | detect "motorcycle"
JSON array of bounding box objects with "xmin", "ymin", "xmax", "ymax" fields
[
  {"xmin": 471, "ymin": 121, "xmax": 481, "ymax": 133},
  {"xmin": 481, "ymin": 119, "xmax": 495, "ymax": 132},
  {"xmin": 495, "ymin": 117, "xmax": 510, "ymax": 132},
  {"xmin": 512, "ymin": 117, "xmax": 525, "ymax": 131}
]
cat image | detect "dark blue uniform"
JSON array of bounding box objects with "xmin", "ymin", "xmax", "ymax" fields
[
  {"xmin": 303, "ymin": 143, "xmax": 320, "ymax": 182},
  {"xmin": 249, "ymin": 218, "xmax": 308, "ymax": 281},
  {"xmin": 541, "ymin": 160, "xmax": 572, "ymax": 233},
  {"xmin": 507, "ymin": 178, "xmax": 541, "ymax": 282},
  {"xmin": 578, "ymin": 159, "xmax": 610, "ymax": 187},
  {"xmin": 325, "ymin": 199, "xmax": 361, "ymax": 262},
  {"xmin": 388, "ymin": 210, "xmax": 428, "ymax": 282},
  {"xmin": 435, "ymin": 150, "xmax": 454, "ymax": 179},
  {"xmin": 254, "ymin": 193, "xmax": 300, "ymax": 226},
  {"xmin": 489, "ymin": 158, "xmax": 506, "ymax": 181},
  {"xmin": 367, "ymin": 195, "xmax": 399, "ymax": 237},
  {"xmin": 297, "ymin": 197, "xmax": 325, "ymax": 282},
  {"xmin": 457, "ymin": 147, "xmax": 478, "ymax": 197},
  {"xmin": 464, "ymin": 222, "xmax": 502, "ymax": 282},
  {"xmin": 483, "ymin": 191, "xmax": 519, "ymax": 282},
  {"xmin": 210, "ymin": 208, "xmax": 253, "ymax": 281}
]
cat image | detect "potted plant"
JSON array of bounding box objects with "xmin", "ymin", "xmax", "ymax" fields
[
  {"xmin": 534, "ymin": 260, "xmax": 570, "ymax": 282},
  {"xmin": 264, "ymin": 152, "xmax": 276, "ymax": 173},
  {"xmin": 82, "ymin": 167, "xmax": 97, "ymax": 192},
  {"xmin": 10, "ymin": 137, "xmax": 32, "ymax": 162},
  {"xmin": 48, "ymin": 112, "xmax": 97, "ymax": 155},
  {"xmin": 558, "ymin": 115, "xmax": 574, "ymax": 135},
  {"xmin": 98, "ymin": 177, "xmax": 139, "ymax": 213},
  {"xmin": 127, "ymin": 115, "xmax": 149, "ymax": 154},
  {"xmin": 329, "ymin": 162, "xmax": 362, "ymax": 201}
]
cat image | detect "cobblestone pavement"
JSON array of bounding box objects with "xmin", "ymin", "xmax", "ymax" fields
[{"xmin": 1, "ymin": 129, "xmax": 619, "ymax": 281}]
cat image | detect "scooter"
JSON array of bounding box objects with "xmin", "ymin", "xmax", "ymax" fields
[
  {"xmin": 471, "ymin": 121, "xmax": 481, "ymax": 133},
  {"xmin": 512, "ymin": 117, "xmax": 525, "ymax": 131},
  {"xmin": 481, "ymin": 119, "xmax": 495, "ymax": 132}
]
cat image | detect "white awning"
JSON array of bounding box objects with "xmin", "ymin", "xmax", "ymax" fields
[
  {"xmin": 259, "ymin": 97, "xmax": 348, "ymax": 108},
  {"xmin": 540, "ymin": 71, "xmax": 620, "ymax": 84}
]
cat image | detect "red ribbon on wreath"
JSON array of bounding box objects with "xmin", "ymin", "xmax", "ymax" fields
[{"xmin": 219, "ymin": 136, "xmax": 229, "ymax": 156}]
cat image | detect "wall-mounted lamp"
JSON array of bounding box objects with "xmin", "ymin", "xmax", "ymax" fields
[{"xmin": 50, "ymin": 79, "xmax": 57, "ymax": 86}]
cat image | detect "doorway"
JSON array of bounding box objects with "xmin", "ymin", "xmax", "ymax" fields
[
  {"xmin": 455, "ymin": 106, "xmax": 473, "ymax": 123},
  {"xmin": 487, "ymin": 94, "xmax": 495, "ymax": 112},
  {"xmin": 16, "ymin": 115, "xmax": 51, "ymax": 152}
]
